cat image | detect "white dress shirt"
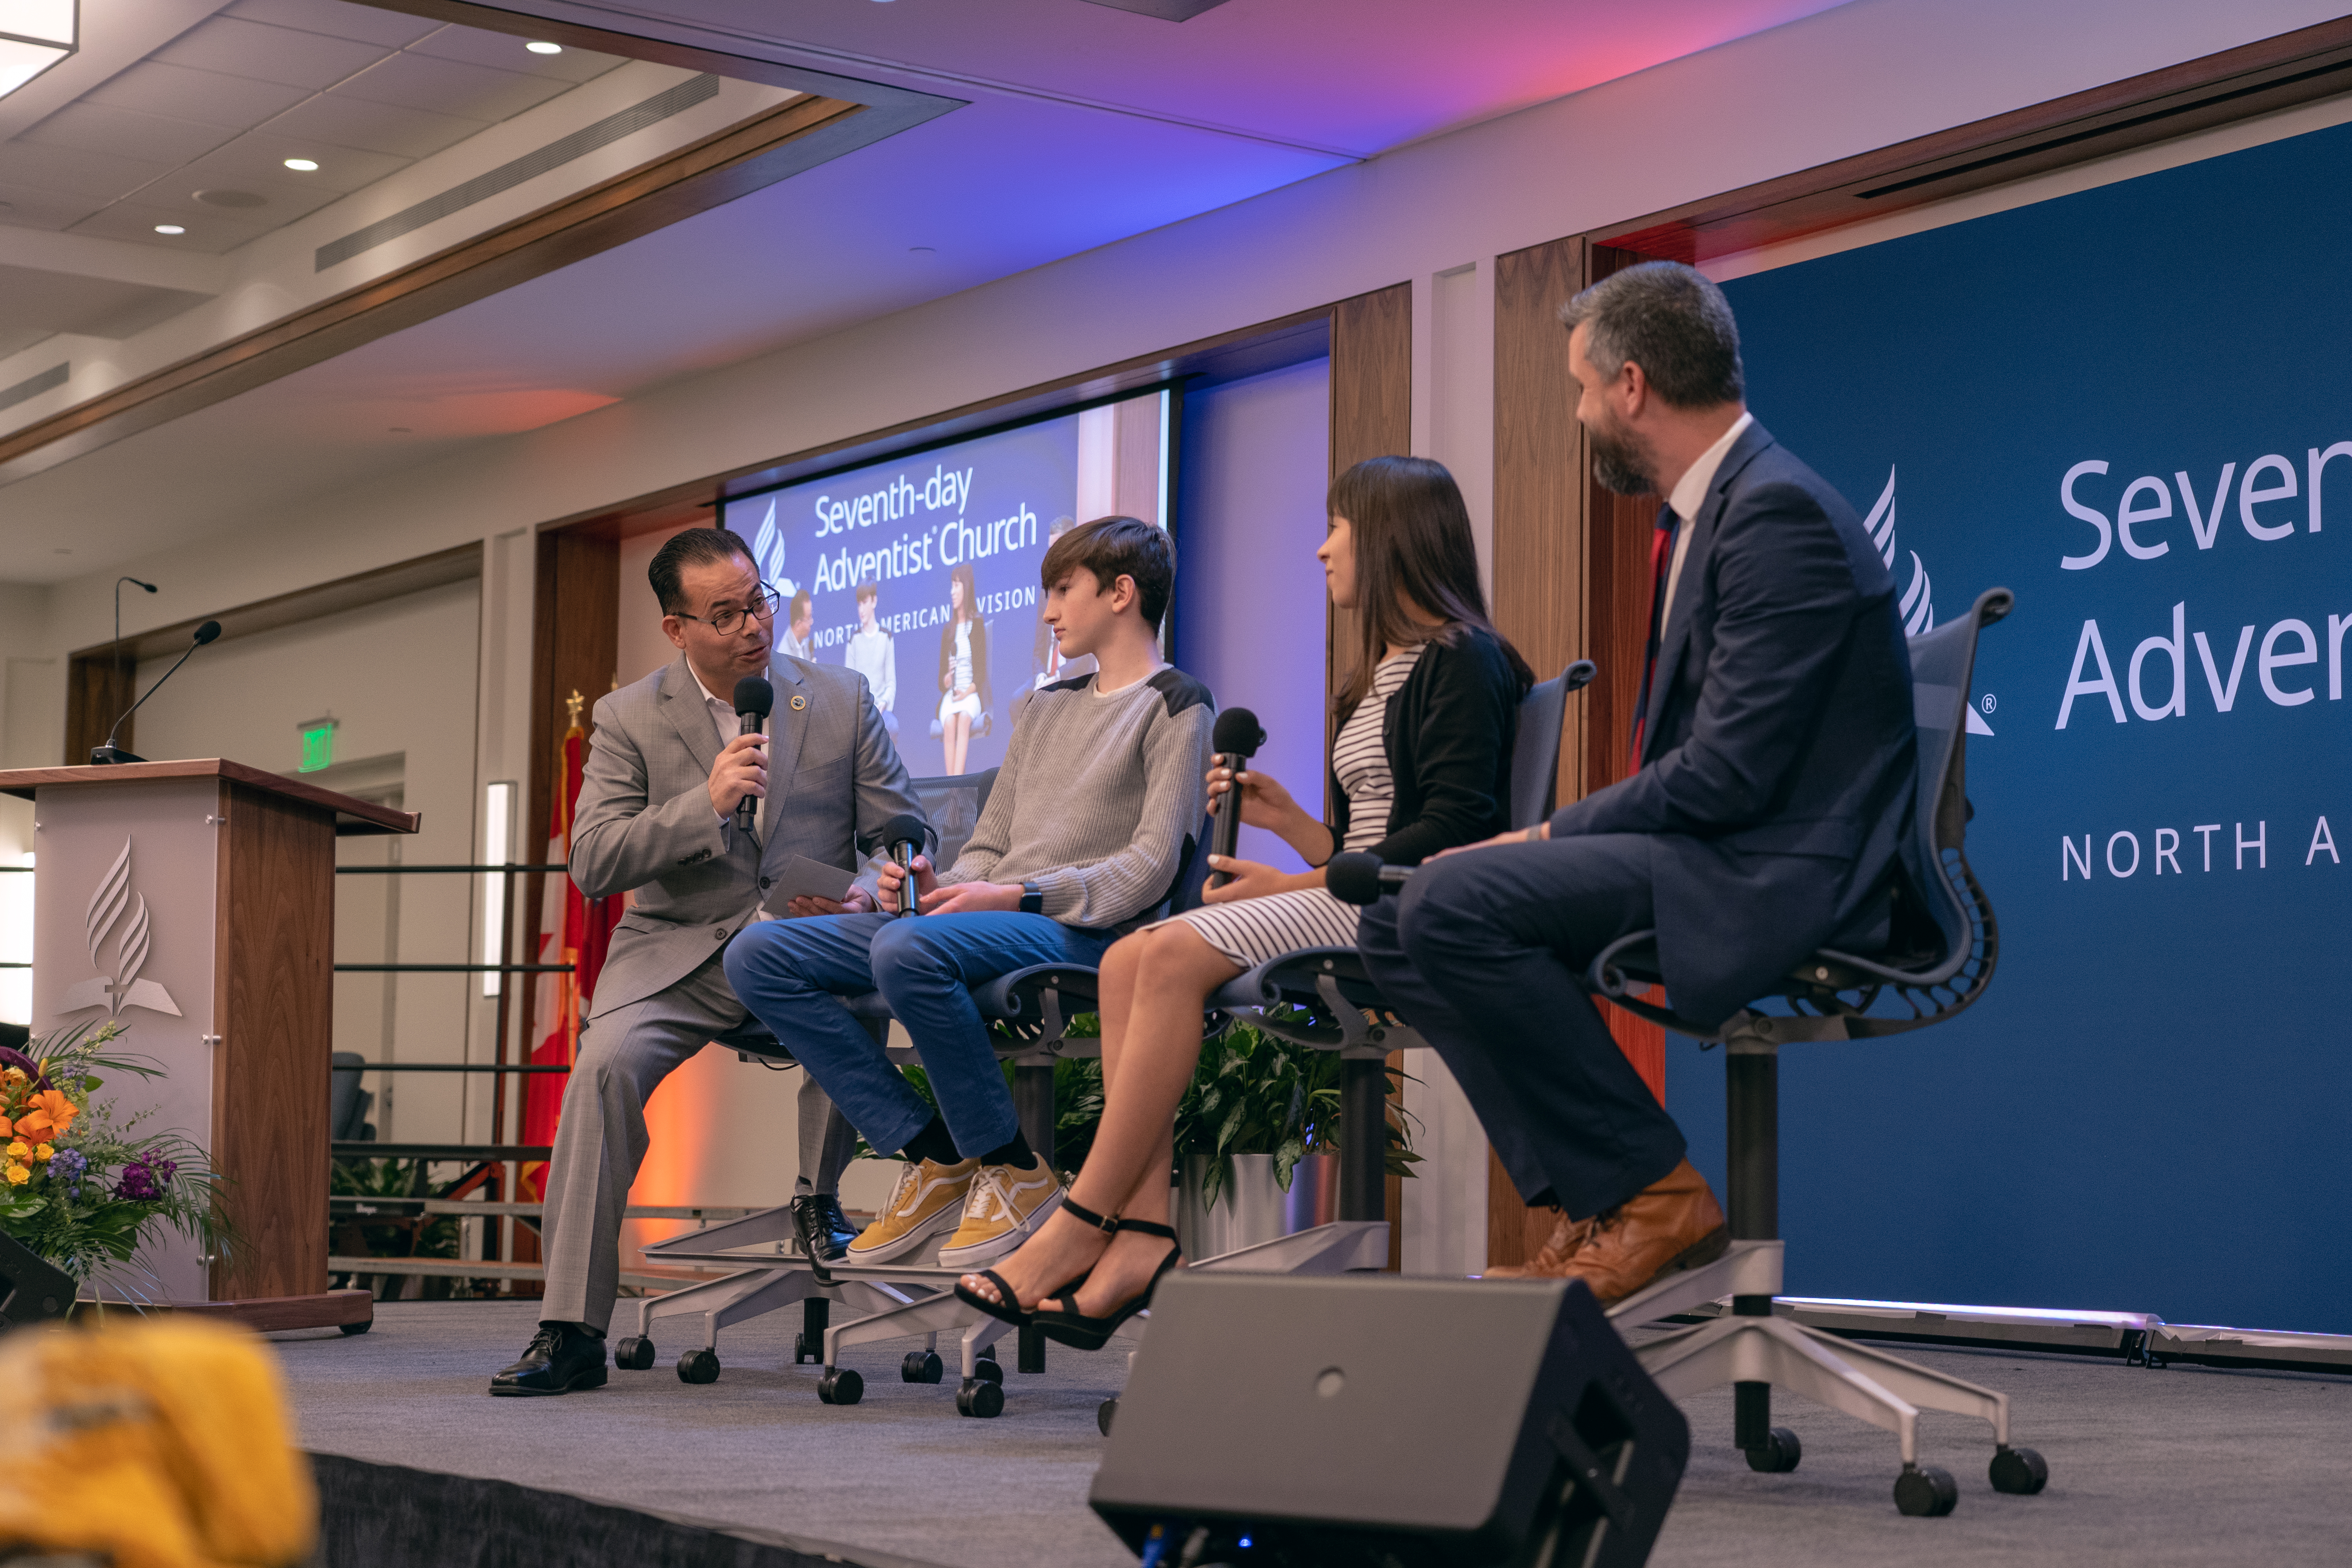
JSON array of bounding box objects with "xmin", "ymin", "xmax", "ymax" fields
[{"xmin": 1658, "ymin": 410, "xmax": 1754, "ymax": 630}]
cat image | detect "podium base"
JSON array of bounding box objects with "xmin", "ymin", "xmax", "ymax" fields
[{"xmin": 171, "ymin": 1289, "xmax": 375, "ymax": 1335}]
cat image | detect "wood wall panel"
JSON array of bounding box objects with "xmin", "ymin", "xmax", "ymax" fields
[
  {"xmin": 519, "ymin": 527, "xmax": 621, "ymax": 1059},
  {"xmin": 211, "ymin": 779, "xmax": 336, "ymax": 1300},
  {"xmin": 64, "ymin": 652, "xmax": 135, "ymax": 766}
]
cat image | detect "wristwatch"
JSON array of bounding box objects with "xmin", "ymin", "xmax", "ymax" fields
[{"xmin": 1020, "ymin": 881, "xmax": 1044, "ymax": 915}]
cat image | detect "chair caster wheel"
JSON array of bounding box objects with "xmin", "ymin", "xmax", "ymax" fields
[
  {"xmin": 956, "ymin": 1376, "xmax": 1004, "ymax": 1417},
  {"xmin": 1097, "ymin": 1397, "xmax": 1117, "ymax": 1436},
  {"xmin": 1990, "ymin": 1445, "xmax": 2049, "ymax": 1495},
  {"xmin": 1894, "ymin": 1464, "xmax": 1958, "ymax": 1517},
  {"xmin": 817, "ymin": 1367, "xmax": 864, "ymax": 1405},
  {"xmin": 902, "ymin": 1350, "xmax": 943, "ymax": 1383},
  {"xmin": 339, "ymin": 1319, "xmax": 371, "ymax": 1336},
  {"xmin": 1744, "ymin": 1427, "xmax": 1801, "ymax": 1473},
  {"xmin": 614, "ymin": 1336, "xmax": 655, "ymax": 1371},
  {"xmin": 794, "ymin": 1332, "xmax": 818, "ymax": 1365},
  {"xmin": 676, "ymin": 1349, "xmax": 720, "ymax": 1385},
  {"xmin": 973, "ymin": 1356, "xmax": 1004, "ymax": 1385}
]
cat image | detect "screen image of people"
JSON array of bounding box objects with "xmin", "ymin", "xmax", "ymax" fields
[{"xmin": 723, "ymin": 391, "xmax": 1168, "ymax": 778}]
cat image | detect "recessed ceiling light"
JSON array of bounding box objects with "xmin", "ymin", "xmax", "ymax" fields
[
  {"xmin": 909, "ymin": 245, "xmax": 935, "ymax": 254},
  {"xmin": 154, "ymin": 224, "xmax": 185, "ymax": 235},
  {"xmin": 283, "ymin": 158, "xmax": 318, "ymax": 172},
  {"xmin": 526, "ymin": 40, "xmax": 561, "ymax": 54}
]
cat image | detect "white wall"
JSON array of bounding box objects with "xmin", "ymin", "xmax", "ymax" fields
[
  {"xmin": 131, "ymin": 579, "xmax": 484, "ymax": 1143},
  {"xmin": 10, "ymin": 0, "xmax": 2344, "ymax": 1241}
]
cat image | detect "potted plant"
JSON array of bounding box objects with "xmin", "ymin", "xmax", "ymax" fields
[{"xmin": 0, "ymin": 1020, "xmax": 227, "ymax": 1309}]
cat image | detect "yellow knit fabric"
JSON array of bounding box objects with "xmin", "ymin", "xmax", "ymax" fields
[{"xmin": 0, "ymin": 1318, "xmax": 316, "ymax": 1567}]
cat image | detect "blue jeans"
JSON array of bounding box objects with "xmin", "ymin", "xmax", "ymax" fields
[{"xmin": 723, "ymin": 911, "xmax": 1114, "ymax": 1159}]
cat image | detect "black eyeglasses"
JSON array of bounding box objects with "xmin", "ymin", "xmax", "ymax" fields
[{"xmin": 677, "ymin": 585, "xmax": 782, "ymax": 637}]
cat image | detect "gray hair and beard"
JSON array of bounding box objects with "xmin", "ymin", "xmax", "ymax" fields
[{"xmin": 1587, "ymin": 412, "xmax": 1658, "ymax": 497}]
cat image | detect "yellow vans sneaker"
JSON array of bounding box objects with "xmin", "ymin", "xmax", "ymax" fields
[
  {"xmin": 938, "ymin": 1156, "xmax": 1065, "ymax": 1270},
  {"xmin": 844, "ymin": 1156, "xmax": 980, "ymax": 1265}
]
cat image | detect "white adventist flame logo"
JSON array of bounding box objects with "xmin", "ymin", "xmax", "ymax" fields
[
  {"xmin": 750, "ymin": 498, "xmax": 797, "ymax": 601},
  {"xmin": 57, "ymin": 839, "xmax": 182, "ymax": 1019},
  {"xmin": 1866, "ymin": 466, "xmax": 1993, "ymax": 737}
]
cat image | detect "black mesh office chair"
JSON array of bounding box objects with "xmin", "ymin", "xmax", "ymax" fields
[
  {"xmin": 1206, "ymin": 659, "xmax": 1598, "ymax": 1227},
  {"xmin": 1582, "ymin": 587, "xmax": 2042, "ymax": 1517}
]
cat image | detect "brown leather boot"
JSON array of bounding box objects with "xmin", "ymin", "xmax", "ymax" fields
[
  {"xmin": 1483, "ymin": 1209, "xmax": 1595, "ymax": 1278},
  {"xmin": 1558, "ymin": 1159, "xmax": 1728, "ymax": 1305}
]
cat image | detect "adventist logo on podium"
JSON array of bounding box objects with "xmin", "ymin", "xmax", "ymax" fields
[{"xmin": 57, "ymin": 840, "xmax": 180, "ymax": 1019}]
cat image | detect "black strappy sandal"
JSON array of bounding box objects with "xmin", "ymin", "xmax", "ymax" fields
[
  {"xmin": 951, "ymin": 1195, "xmax": 1118, "ymax": 1328},
  {"xmin": 1032, "ymin": 1218, "xmax": 1182, "ymax": 1352}
]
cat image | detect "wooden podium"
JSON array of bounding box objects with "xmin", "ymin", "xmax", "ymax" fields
[{"xmin": 0, "ymin": 760, "xmax": 419, "ymax": 1331}]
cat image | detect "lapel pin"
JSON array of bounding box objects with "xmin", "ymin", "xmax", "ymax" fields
[{"xmin": 790, "ymin": 694, "xmax": 808, "ymax": 710}]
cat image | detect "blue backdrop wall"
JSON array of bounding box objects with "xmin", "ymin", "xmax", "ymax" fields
[{"xmin": 1671, "ymin": 119, "xmax": 2352, "ymax": 1334}]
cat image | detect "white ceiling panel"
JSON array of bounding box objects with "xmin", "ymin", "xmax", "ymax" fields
[
  {"xmin": 172, "ymin": 130, "xmax": 409, "ymax": 196},
  {"xmin": 261, "ymin": 91, "xmax": 487, "ymax": 159},
  {"xmin": 21, "ymin": 102, "xmax": 241, "ymax": 166},
  {"xmin": 0, "ymin": 139, "xmax": 174, "ymax": 201},
  {"xmin": 405, "ymin": 27, "xmax": 625, "ymax": 85},
  {"xmin": 83, "ymin": 60, "xmax": 318, "ymax": 128},
  {"xmin": 328, "ymin": 51, "xmax": 575, "ymax": 123},
  {"xmin": 152, "ymin": 16, "xmax": 396, "ymax": 90},
  {"xmin": 0, "ymin": 180, "xmax": 109, "ymax": 230},
  {"xmin": 140, "ymin": 166, "xmax": 348, "ymax": 227},
  {"xmin": 67, "ymin": 195, "xmax": 278, "ymax": 252},
  {"xmin": 220, "ymin": 0, "xmax": 441, "ymax": 49}
]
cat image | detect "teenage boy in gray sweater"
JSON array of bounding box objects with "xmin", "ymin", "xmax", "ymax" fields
[{"xmin": 724, "ymin": 516, "xmax": 1212, "ymax": 1270}]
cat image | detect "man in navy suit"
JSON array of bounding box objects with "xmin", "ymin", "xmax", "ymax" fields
[{"xmin": 1358, "ymin": 261, "xmax": 1918, "ymax": 1301}]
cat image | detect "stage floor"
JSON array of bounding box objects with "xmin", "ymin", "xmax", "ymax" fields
[{"xmin": 278, "ymin": 1299, "xmax": 2352, "ymax": 1568}]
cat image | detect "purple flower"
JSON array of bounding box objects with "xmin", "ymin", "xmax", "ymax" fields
[
  {"xmin": 46, "ymin": 1148, "xmax": 86, "ymax": 1198},
  {"xmin": 115, "ymin": 1156, "xmax": 177, "ymax": 1202}
]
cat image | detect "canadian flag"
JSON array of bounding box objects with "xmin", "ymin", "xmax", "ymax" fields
[{"xmin": 519, "ymin": 709, "xmax": 622, "ymax": 1203}]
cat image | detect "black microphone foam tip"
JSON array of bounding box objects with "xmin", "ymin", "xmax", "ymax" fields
[
  {"xmin": 1212, "ymin": 707, "xmax": 1265, "ymax": 758},
  {"xmin": 879, "ymin": 813, "xmax": 928, "ymax": 850},
  {"xmin": 733, "ymin": 675, "xmax": 774, "ymax": 717},
  {"xmin": 1325, "ymin": 851, "xmax": 1386, "ymax": 907},
  {"xmin": 193, "ymin": 620, "xmax": 222, "ymax": 645}
]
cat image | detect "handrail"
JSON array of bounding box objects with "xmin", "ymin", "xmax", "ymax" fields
[
  {"xmin": 335, "ymin": 1062, "xmax": 568, "ymax": 1073},
  {"xmin": 336, "ymin": 863, "xmax": 568, "ymax": 874},
  {"xmin": 335, "ymin": 962, "xmax": 572, "ymax": 973}
]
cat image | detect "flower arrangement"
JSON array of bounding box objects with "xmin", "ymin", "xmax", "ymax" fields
[{"xmin": 0, "ymin": 1020, "xmax": 227, "ymax": 1301}]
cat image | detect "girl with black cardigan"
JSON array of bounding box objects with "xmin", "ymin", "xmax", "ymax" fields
[{"xmin": 956, "ymin": 456, "xmax": 1532, "ymax": 1343}]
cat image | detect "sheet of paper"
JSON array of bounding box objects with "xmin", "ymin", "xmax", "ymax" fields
[{"xmin": 766, "ymin": 854, "xmax": 857, "ymax": 912}]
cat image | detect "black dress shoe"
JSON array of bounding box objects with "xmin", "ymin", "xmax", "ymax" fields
[
  {"xmin": 792, "ymin": 1193, "xmax": 860, "ymax": 1265},
  {"xmin": 489, "ymin": 1322, "xmax": 607, "ymax": 1396}
]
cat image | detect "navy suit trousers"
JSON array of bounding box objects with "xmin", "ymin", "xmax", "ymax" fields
[{"xmin": 1357, "ymin": 835, "xmax": 1686, "ymax": 1220}]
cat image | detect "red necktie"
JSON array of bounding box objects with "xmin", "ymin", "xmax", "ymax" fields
[{"xmin": 1627, "ymin": 511, "xmax": 1678, "ymax": 773}]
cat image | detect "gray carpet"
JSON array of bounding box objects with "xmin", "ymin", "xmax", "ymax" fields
[{"xmin": 274, "ymin": 1300, "xmax": 2352, "ymax": 1568}]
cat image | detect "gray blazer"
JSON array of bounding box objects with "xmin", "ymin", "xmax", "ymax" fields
[{"xmin": 572, "ymin": 651, "xmax": 922, "ymax": 1018}]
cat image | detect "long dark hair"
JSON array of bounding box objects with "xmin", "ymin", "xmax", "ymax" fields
[
  {"xmin": 948, "ymin": 562, "xmax": 978, "ymax": 624},
  {"xmin": 1328, "ymin": 456, "xmax": 1534, "ymax": 715}
]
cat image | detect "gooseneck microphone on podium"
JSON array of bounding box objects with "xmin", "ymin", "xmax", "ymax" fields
[
  {"xmin": 90, "ymin": 619, "xmax": 222, "ymax": 765},
  {"xmin": 879, "ymin": 813, "xmax": 929, "ymax": 916},
  {"xmin": 1206, "ymin": 706, "xmax": 1265, "ymax": 889},
  {"xmin": 1325, "ymin": 850, "xmax": 1413, "ymax": 906},
  {"xmin": 731, "ymin": 675, "xmax": 773, "ymax": 837}
]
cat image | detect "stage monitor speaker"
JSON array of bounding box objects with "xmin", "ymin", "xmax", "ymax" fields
[
  {"xmin": 1091, "ymin": 1273, "xmax": 1687, "ymax": 1568},
  {"xmin": 0, "ymin": 1230, "xmax": 73, "ymax": 1330}
]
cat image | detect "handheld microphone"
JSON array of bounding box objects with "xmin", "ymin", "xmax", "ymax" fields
[
  {"xmin": 731, "ymin": 675, "xmax": 774, "ymax": 837},
  {"xmin": 1325, "ymin": 850, "xmax": 1414, "ymax": 907},
  {"xmin": 1207, "ymin": 706, "xmax": 1266, "ymax": 889},
  {"xmin": 91, "ymin": 619, "xmax": 221, "ymax": 765},
  {"xmin": 878, "ymin": 813, "xmax": 929, "ymax": 916}
]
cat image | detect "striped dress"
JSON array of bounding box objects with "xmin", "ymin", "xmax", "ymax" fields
[{"xmin": 1162, "ymin": 645, "xmax": 1425, "ymax": 968}]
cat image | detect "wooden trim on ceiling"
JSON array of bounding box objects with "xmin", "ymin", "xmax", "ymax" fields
[
  {"xmin": 1598, "ymin": 14, "xmax": 2352, "ymax": 263},
  {"xmin": 69, "ymin": 542, "xmax": 482, "ymax": 664},
  {"xmin": 0, "ymin": 93, "xmax": 875, "ymax": 487}
]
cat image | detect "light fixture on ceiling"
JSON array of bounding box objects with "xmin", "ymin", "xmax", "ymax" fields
[
  {"xmin": 153, "ymin": 224, "xmax": 185, "ymax": 235},
  {"xmin": 525, "ymin": 40, "xmax": 561, "ymax": 54},
  {"xmin": 0, "ymin": 0, "xmax": 76, "ymax": 100},
  {"xmin": 284, "ymin": 157, "xmax": 319, "ymax": 172}
]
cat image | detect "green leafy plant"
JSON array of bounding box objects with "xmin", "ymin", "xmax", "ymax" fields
[
  {"xmin": 1173, "ymin": 1013, "xmax": 1421, "ymax": 1208},
  {"xmin": 0, "ymin": 1020, "xmax": 230, "ymax": 1303}
]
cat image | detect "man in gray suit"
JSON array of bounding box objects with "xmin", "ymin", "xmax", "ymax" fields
[{"xmin": 492, "ymin": 526, "xmax": 922, "ymax": 1396}]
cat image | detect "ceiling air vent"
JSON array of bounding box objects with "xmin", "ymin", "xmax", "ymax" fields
[{"xmin": 315, "ymin": 73, "xmax": 721, "ymax": 272}]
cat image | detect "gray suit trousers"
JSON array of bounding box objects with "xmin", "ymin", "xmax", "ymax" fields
[{"xmin": 538, "ymin": 953, "xmax": 857, "ymax": 1333}]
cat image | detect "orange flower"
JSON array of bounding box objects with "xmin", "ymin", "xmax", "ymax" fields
[
  {"xmin": 0, "ymin": 1117, "xmax": 12, "ymax": 1140},
  {"xmin": 15, "ymin": 1091, "xmax": 74, "ymax": 1141}
]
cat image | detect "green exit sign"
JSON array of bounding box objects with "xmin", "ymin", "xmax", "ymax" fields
[{"xmin": 298, "ymin": 717, "xmax": 337, "ymax": 773}]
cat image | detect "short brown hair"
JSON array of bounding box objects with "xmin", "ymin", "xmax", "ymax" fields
[
  {"xmin": 650, "ymin": 527, "xmax": 754, "ymax": 615},
  {"xmin": 1559, "ymin": 260, "xmax": 1743, "ymax": 408},
  {"xmin": 1040, "ymin": 515, "xmax": 1174, "ymax": 631}
]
